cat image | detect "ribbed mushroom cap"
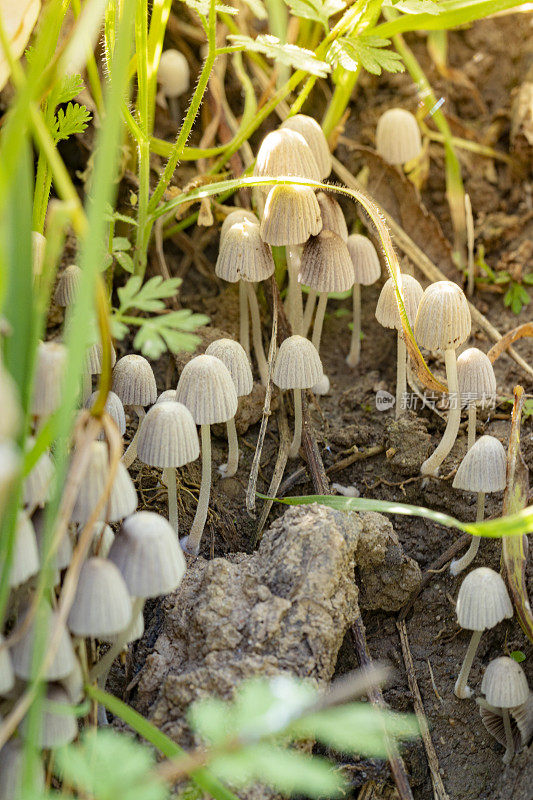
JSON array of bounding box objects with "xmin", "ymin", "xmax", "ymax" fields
[
  {"xmin": 511, "ymin": 693, "xmax": 533, "ymax": 743},
  {"xmin": 22, "ymin": 684, "xmax": 77, "ymax": 748},
  {"xmin": 31, "ymin": 341, "xmax": 67, "ymax": 416},
  {"xmin": 216, "ymin": 218, "xmax": 275, "ymax": 282},
  {"xmin": 479, "ymin": 704, "xmax": 522, "ymax": 749},
  {"xmin": 109, "ymin": 511, "xmax": 186, "ymax": 598},
  {"xmin": 254, "ymin": 129, "xmax": 321, "ymax": 181},
  {"xmin": 299, "ymin": 230, "xmax": 354, "ymax": 293},
  {"xmin": 376, "ymin": 108, "xmax": 422, "ymax": 165},
  {"xmin": 221, "ymin": 209, "xmax": 259, "ymax": 240},
  {"xmin": 33, "ymin": 507, "xmax": 72, "ymax": 573},
  {"xmin": 175, "ymin": 355, "xmax": 238, "ymax": 425},
  {"xmin": 112, "ymin": 354, "xmax": 157, "ymax": 407},
  {"xmin": 5, "ymin": 512, "xmax": 39, "ymax": 588},
  {"xmin": 158, "ymin": 48, "xmax": 190, "ymax": 97},
  {"xmin": 414, "ymin": 281, "xmax": 471, "ymax": 351},
  {"xmin": 375, "ymin": 275, "xmax": 423, "ymax": 330},
  {"xmin": 70, "ymin": 441, "xmax": 138, "ymax": 524},
  {"xmin": 54, "ymin": 264, "xmax": 82, "ymax": 307},
  {"xmin": 101, "ymin": 604, "xmax": 144, "ymax": 645},
  {"xmin": 347, "ymin": 234, "xmax": 381, "ymax": 286},
  {"xmin": 281, "ymin": 115, "xmax": 332, "ymax": 179},
  {"xmin": 0, "ymin": 366, "xmax": 20, "ymax": 440},
  {"xmin": 457, "ymin": 348, "xmax": 497, "ymax": 404},
  {"xmin": 156, "ymin": 389, "xmax": 177, "ymax": 405},
  {"xmin": 452, "ymin": 435, "xmax": 507, "ymax": 494},
  {"xmin": 0, "ymin": 741, "xmax": 45, "ymax": 799},
  {"xmin": 260, "ymin": 184, "xmax": 322, "ymax": 246},
  {"xmin": 67, "ymin": 557, "xmax": 132, "ymax": 638},
  {"xmin": 0, "ymin": 634, "xmax": 14, "ymax": 696},
  {"xmin": 88, "ymin": 521, "xmax": 115, "ymax": 558},
  {"xmin": 456, "ymin": 567, "xmax": 513, "ymax": 631},
  {"xmin": 137, "ymin": 401, "xmax": 199, "ymax": 468},
  {"xmin": 12, "ymin": 605, "xmax": 76, "ymax": 681},
  {"xmin": 205, "ymin": 339, "xmax": 253, "ymax": 396},
  {"xmin": 86, "ymin": 390, "xmax": 126, "ymax": 437},
  {"xmin": 316, "ymin": 192, "xmax": 348, "ymax": 241},
  {"xmin": 85, "ymin": 342, "xmax": 117, "ymax": 374},
  {"xmin": 23, "ymin": 438, "xmax": 54, "ymax": 508},
  {"xmin": 482, "ymin": 657, "xmax": 529, "ymax": 709},
  {"xmin": 273, "ymin": 336, "xmax": 323, "ymax": 390}
]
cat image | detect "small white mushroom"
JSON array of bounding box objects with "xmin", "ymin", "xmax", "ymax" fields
[
  {"xmin": 54, "ymin": 264, "xmax": 82, "ymax": 307},
  {"xmin": 31, "ymin": 341, "xmax": 67, "ymax": 419},
  {"xmin": 345, "ymin": 234, "xmax": 381, "ymax": 368},
  {"xmin": 457, "ymin": 347, "xmax": 496, "ymax": 450},
  {"xmin": 67, "ymin": 557, "xmax": 132, "ymax": 638},
  {"xmin": 1, "ymin": 511, "xmax": 40, "ymax": 589},
  {"xmin": 20, "ymin": 684, "xmax": 77, "ymax": 748},
  {"xmin": 157, "ymin": 48, "xmax": 190, "ymax": 119},
  {"xmin": 70, "ymin": 441, "xmax": 137, "ymax": 525},
  {"xmin": 11, "ymin": 602, "xmax": 76, "ymax": 681},
  {"xmin": 281, "ymin": 114, "xmax": 332, "ymax": 179},
  {"xmin": 23, "ymin": 437, "xmax": 54, "ymax": 513},
  {"xmin": 316, "ymin": 191, "xmax": 348, "ymax": 241},
  {"xmin": 481, "ymin": 657, "xmax": 529, "ymax": 763},
  {"xmin": 112, "ymin": 354, "xmax": 157, "ymax": 467},
  {"xmin": 0, "ymin": 740, "xmax": 45, "ymax": 800},
  {"xmin": 376, "ymin": 108, "xmax": 422, "ymax": 166},
  {"xmin": 86, "ymin": 390, "xmax": 126, "ymax": 439},
  {"xmin": 254, "ymin": 128, "xmax": 321, "ymax": 186}
]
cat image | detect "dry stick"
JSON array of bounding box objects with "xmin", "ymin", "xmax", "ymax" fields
[
  {"xmin": 252, "ymin": 396, "xmax": 291, "ymax": 547},
  {"xmin": 278, "ymin": 444, "xmax": 385, "ymax": 496},
  {"xmin": 331, "ymin": 157, "xmax": 533, "ymax": 383},
  {"xmin": 351, "ymin": 617, "xmax": 414, "ymax": 800}
]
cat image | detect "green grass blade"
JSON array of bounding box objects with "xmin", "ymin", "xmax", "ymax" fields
[{"xmin": 373, "ymin": 0, "xmax": 530, "ymax": 37}]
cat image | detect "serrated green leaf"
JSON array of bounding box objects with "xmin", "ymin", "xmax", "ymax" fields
[
  {"xmin": 383, "ymin": 0, "xmax": 440, "ymax": 13},
  {"xmin": 114, "ymin": 251, "xmax": 135, "ymax": 274},
  {"xmin": 53, "ymin": 102, "xmax": 92, "ymax": 143},
  {"xmin": 49, "ymin": 73, "xmax": 85, "ymax": 108},
  {"xmin": 228, "ymin": 34, "xmax": 331, "ymax": 77},
  {"xmin": 117, "ymin": 276, "xmax": 143, "ymax": 310},
  {"xmin": 327, "ymin": 36, "xmax": 404, "ymax": 75},
  {"xmin": 283, "ymin": 0, "xmax": 345, "ymax": 29},
  {"xmin": 116, "ymin": 275, "xmax": 182, "ymax": 313},
  {"xmin": 112, "ymin": 236, "xmax": 132, "ymax": 251},
  {"xmin": 522, "ymin": 273, "xmax": 533, "ymax": 285},
  {"xmin": 111, "ymin": 319, "xmax": 129, "ymax": 341}
]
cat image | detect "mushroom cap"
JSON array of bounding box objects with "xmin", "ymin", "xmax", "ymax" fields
[
  {"xmin": 23, "ymin": 438, "xmax": 54, "ymax": 508},
  {"xmin": 0, "ymin": 741, "xmax": 45, "ymax": 799},
  {"xmin": 0, "ymin": 634, "xmax": 14, "ymax": 696},
  {"xmin": 0, "ymin": 366, "xmax": 21, "ymax": 440},
  {"xmin": 156, "ymin": 389, "xmax": 178, "ymax": 405},
  {"xmin": 87, "ymin": 521, "xmax": 115, "ymax": 558},
  {"xmin": 414, "ymin": 281, "xmax": 471, "ymax": 351},
  {"xmin": 5, "ymin": 511, "xmax": 40, "ymax": 588},
  {"xmin": 376, "ymin": 108, "xmax": 422, "ymax": 165},
  {"xmin": 137, "ymin": 401, "xmax": 200, "ymax": 468},
  {"xmin": 482, "ymin": 657, "xmax": 529, "ymax": 709},
  {"xmin": 109, "ymin": 511, "xmax": 186, "ymax": 598},
  {"xmin": 316, "ymin": 192, "xmax": 348, "ymax": 241},
  {"xmin": 21, "ymin": 684, "xmax": 77, "ymax": 748},
  {"xmin": 375, "ymin": 275, "xmax": 423, "ymax": 330},
  {"xmin": 299, "ymin": 230, "xmax": 354, "ymax": 293},
  {"xmin": 456, "ymin": 567, "xmax": 513, "ymax": 631},
  {"xmin": 216, "ymin": 218, "xmax": 275, "ymax": 283},
  {"xmin": 452, "ymin": 435, "xmax": 507, "ymax": 494},
  {"xmin": 112, "ymin": 354, "xmax": 157, "ymax": 407},
  {"xmin": 31, "ymin": 341, "xmax": 67, "ymax": 416},
  {"xmin": 347, "ymin": 234, "xmax": 381, "ymax": 286},
  {"xmin": 85, "ymin": 342, "xmax": 117, "ymax": 374},
  {"xmin": 479, "ymin": 703, "xmax": 522, "ymax": 750},
  {"xmin": 205, "ymin": 338, "xmax": 253, "ymax": 396},
  {"xmin": 254, "ymin": 129, "xmax": 321, "ymax": 181},
  {"xmin": 281, "ymin": 114, "xmax": 332, "ymax": 179},
  {"xmin": 86, "ymin": 390, "xmax": 126, "ymax": 437},
  {"xmin": 67, "ymin": 557, "xmax": 132, "ymax": 638},
  {"xmin": 33, "ymin": 508, "xmax": 72, "ymax": 574},
  {"xmin": 175, "ymin": 355, "xmax": 238, "ymax": 425},
  {"xmin": 12, "ymin": 604, "xmax": 76, "ymax": 681},
  {"xmin": 54, "ymin": 264, "xmax": 82, "ymax": 307},
  {"xmin": 70, "ymin": 441, "xmax": 138, "ymax": 524},
  {"xmin": 457, "ymin": 347, "xmax": 497, "ymax": 404},
  {"xmin": 221, "ymin": 209, "xmax": 259, "ymax": 240},
  {"xmin": 157, "ymin": 48, "xmax": 190, "ymax": 98},
  {"xmin": 273, "ymin": 336, "xmax": 323, "ymax": 390},
  {"xmin": 260, "ymin": 184, "xmax": 322, "ymax": 246},
  {"xmin": 100, "ymin": 603, "xmax": 145, "ymax": 645}
]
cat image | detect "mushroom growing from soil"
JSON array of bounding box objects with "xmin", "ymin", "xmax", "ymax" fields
[
  {"xmin": 11, "ymin": 602, "xmax": 76, "ymax": 681},
  {"xmin": 345, "ymin": 234, "xmax": 381, "ymax": 368},
  {"xmin": 137, "ymin": 400, "xmax": 199, "ymax": 534},
  {"xmin": 21, "ymin": 683, "xmax": 77, "ymax": 748},
  {"xmin": 3, "ymin": 511, "xmax": 40, "ymax": 588},
  {"xmin": 0, "ymin": 740, "xmax": 45, "ymax": 800},
  {"xmin": 451, "ymin": 435, "xmax": 507, "ymax": 575},
  {"xmin": 54, "ymin": 264, "xmax": 82, "ymax": 308},
  {"xmin": 456, "ymin": 347, "xmax": 496, "ymax": 450},
  {"xmin": 112, "ymin": 354, "xmax": 157, "ymax": 467},
  {"xmin": 70, "ymin": 440, "xmax": 138, "ymax": 525},
  {"xmin": 157, "ymin": 48, "xmax": 190, "ymax": 119},
  {"xmin": 481, "ymin": 656, "xmax": 530, "ymax": 763},
  {"xmin": 414, "ymin": 281, "xmax": 472, "ymax": 476},
  {"xmin": 376, "ymin": 108, "xmax": 422, "ymax": 166},
  {"xmin": 23, "ymin": 437, "xmax": 54, "ymax": 514},
  {"xmin": 205, "ymin": 338, "xmax": 253, "ymax": 477},
  {"xmin": 454, "ymin": 567, "xmax": 513, "ymax": 699},
  {"xmin": 280, "ymin": 114, "xmax": 332, "ymax": 179},
  {"xmin": 85, "ymin": 389, "xmax": 126, "ymax": 440},
  {"xmin": 221, "ymin": 208, "xmax": 259, "ymax": 239},
  {"xmin": 31, "ymin": 341, "xmax": 67, "ymax": 421},
  {"xmin": 375, "ymin": 274, "xmax": 423, "ymax": 417},
  {"xmin": 82, "ymin": 341, "xmax": 117, "ymax": 402},
  {"xmin": 316, "ymin": 192, "xmax": 348, "ymax": 241},
  {"xmin": 175, "ymin": 355, "xmax": 238, "ymax": 554},
  {"xmin": 273, "ymin": 335, "xmax": 323, "ymax": 458},
  {"xmin": 254, "ymin": 128, "xmax": 321, "ymax": 187},
  {"xmin": 67, "ymin": 557, "xmax": 132, "ymax": 638}
]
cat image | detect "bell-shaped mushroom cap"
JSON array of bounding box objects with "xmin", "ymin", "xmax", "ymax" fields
[
  {"xmin": 375, "ymin": 275, "xmax": 423, "ymax": 330},
  {"xmin": 260, "ymin": 184, "xmax": 322, "ymax": 247},
  {"xmin": 347, "ymin": 234, "xmax": 381, "ymax": 286},
  {"xmin": 481, "ymin": 657, "xmax": 529, "ymax": 709},
  {"xmin": 273, "ymin": 335, "xmax": 323, "ymax": 390},
  {"xmin": 109, "ymin": 511, "xmax": 186, "ymax": 598},
  {"xmin": 23, "ymin": 444, "xmax": 53, "ymax": 510},
  {"xmin": 137, "ymin": 401, "xmax": 199, "ymax": 468},
  {"xmin": 21, "ymin": 684, "xmax": 77, "ymax": 748},
  {"xmin": 175, "ymin": 355, "xmax": 238, "ymax": 425},
  {"xmin": 0, "ymin": 634, "xmax": 15, "ymax": 696},
  {"xmin": 156, "ymin": 389, "xmax": 177, "ymax": 405},
  {"xmin": 70, "ymin": 441, "xmax": 138, "ymax": 524},
  {"xmin": 158, "ymin": 48, "xmax": 190, "ymax": 98},
  {"xmin": 85, "ymin": 342, "xmax": 117, "ymax": 374},
  {"xmin": 5, "ymin": 512, "xmax": 40, "ymax": 588},
  {"xmin": 0, "ymin": 741, "xmax": 45, "ymax": 799},
  {"xmin": 205, "ymin": 339, "xmax": 253, "ymax": 396},
  {"xmin": 376, "ymin": 108, "xmax": 422, "ymax": 165},
  {"xmin": 254, "ymin": 129, "xmax": 321, "ymax": 181},
  {"xmin": 67, "ymin": 557, "xmax": 132, "ymax": 638},
  {"xmin": 101, "ymin": 603, "xmax": 144, "ymax": 645},
  {"xmin": 216, "ymin": 218, "xmax": 275, "ymax": 283},
  {"xmin": 54, "ymin": 264, "xmax": 82, "ymax": 307},
  {"xmin": 33, "ymin": 509, "xmax": 72, "ymax": 586},
  {"xmin": 452, "ymin": 435, "xmax": 507, "ymax": 494},
  {"xmin": 88, "ymin": 521, "xmax": 115, "ymax": 558},
  {"xmin": 299, "ymin": 230, "xmax": 354, "ymax": 293},
  {"xmin": 0, "ymin": 366, "xmax": 20, "ymax": 440},
  {"xmin": 112, "ymin": 354, "xmax": 157, "ymax": 407},
  {"xmin": 316, "ymin": 192, "xmax": 348, "ymax": 241},
  {"xmin": 456, "ymin": 567, "xmax": 513, "ymax": 631},
  {"xmin": 457, "ymin": 348, "xmax": 496, "ymax": 404},
  {"xmin": 86, "ymin": 390, "xmax": 126, "ymax": 437},
  {"xmin": 31, "ymin": 341, "xmax": 67, "ymax": 417},
  {"xmin": 414, "ymin": 281, "xmax": 471, "ymax": 351},
  {"xmin": 221, "ymin": 209, "xmax": 259, "ymax": 240},
  {"xmin": 12, "ymin": 604, "xmax": 76, "ymax": 681},
  {"xmin": 281, "ymin": 114, "xmax": 332, "ymax": 179}
]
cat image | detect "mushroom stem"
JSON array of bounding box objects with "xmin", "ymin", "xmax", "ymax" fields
[
  {"xmin": 89, "ymin": 597, "xmax": 145, "ymax": 683},
  {"xmin": 286, "ymin": 247, "xmax": 303, "ymax": 335},
  {"xmin": 311, "ymin": 293, "xmax": 328, "ymax": 354},
  {"xmin": 454, "ymin": 628, "xmax": 483, "ymax": 699},
  {"xmin": 289, "ymin": 388, "xmax": 303, "ymax": 459},
  {"xmin": 246, "ymin": 282, "xmax": 268, "ymax": 386},
  {"xmin": 219, "ymin": 417, "xmax": 239, "ymax": 477},
  {"xmin": 122, "ymin": 406, "xmax": 146, "ymax": 468},
  {"xmin": 163, "ymin": 467, "xmax": 178, "ymax": 535},
  {"xmin": 167, "ymin": 95, "xmax": 181, "ymax": 122},
  {"xmin": 502, "ymin": 708, "xmax": 515, "ymax": 763},
  {"xmin": 187, "ymin": 424, "xmax": 211, "ymax": 555},
  {"xmin": 346, "ymin": 283, "xmax": 361, "ymax": 368},
  {"xmin": 450, "ymin": 492, "xmax": 484, "ymax": 576},
  {"xmin": 302, "ymin": 289, "xmax": 317, "ymax": 339},
  {"xmin": 421, "ymin": 348, "xmax": 461, "ymax": 476},
  {"xmin": 396, "ymin": 333, "xmax": 407, "ymax": 419},
  {"xmin": 239, "ymin": 282, "xmax": 250, "ymax": 358},
  {"xmin": 468, "ymin": 403, "xmax": 477, "ymax": 450}
]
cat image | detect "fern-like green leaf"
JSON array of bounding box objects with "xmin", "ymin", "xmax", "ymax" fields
[
  {"xmin": 53, "ymin": 103, "xmax": 92, "ymax": 143},
  {"xmin": 228, "ymin": 34, "xmax": 331, "ymax": 77},
  {"xmin": 327, "ymin": 36, "xmax": 404, "ymax": 75},
  {"xmin": 283, "ymin": 0, "xmax": 346, "ymax": 29}
]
